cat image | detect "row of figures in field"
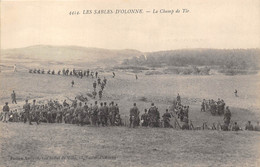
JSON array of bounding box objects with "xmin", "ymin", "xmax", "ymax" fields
[
  {"xmin": 201, "ymin": 98, "xmax": 226, "ymax": 115},
  {"xmin": 1, "ymin": 99, "xmax": 123, "ymax": 126},
  {"xmin": 29, "ymin": 68, "xmax": 116, "ymax": 79},
  {"xmin": 2, "ymin": 99, "xmax": 260, "ymax": 131}
]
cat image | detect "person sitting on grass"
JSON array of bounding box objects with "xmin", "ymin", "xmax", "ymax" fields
[{"xmin": 232, "ymin": 122, "xmax": 240, "ymax": 131}]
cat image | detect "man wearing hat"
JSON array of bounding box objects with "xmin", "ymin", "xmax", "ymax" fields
[{"xmin": 2, "ymin": 102, "xmax": 10, "ymax": 123}]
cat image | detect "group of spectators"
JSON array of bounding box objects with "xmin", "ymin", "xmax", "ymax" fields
[
  {"xmin": 1, "ymin": 93, "xmax": 260, "ymax": 131},
  {"xmin": 201, "ymin": 98, "xmax": 226, "ymax": 115}
]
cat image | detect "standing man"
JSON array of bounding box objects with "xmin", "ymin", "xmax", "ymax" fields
[
  {"xmin": 91, "ymin": 101, "xmax": 99, "ymax": 126},
  {"xmin": 23, "ymin": 100, "xmax": 32, "ymax": 125},
  {"xmin": 109, "ymin": 101, "xmax": 117, "ymax": 126},
  {"xmin": 2, "ymin": 102, "xmax": 10, "ymax": 123},
  {"xmin": 71, "ymin": 80, "xmax": 75, "ymax": 87},
  {"xmin": 176, "ymin": 93, "xmax": 181, "ymax": 104},
  {"xmin": 93, "ymin": 81, "xmax": 97, "ymax": 91},
  {"xmin": 11, "ymin": 90, "xmax": 17, "ymax": 104},
  {"xmin": 129, "ymin": 103, "xmax": 139, "ymax": 128},
  {"xmin": 98, "ymin": 90, "xmax": 103, "ymax": 100},
  {"xmin": 224, "ymin": 106, "xmax": 231, "ymax": 126},
  {"xmin": 97, "ymin": 77, "xmax": 101, "ymax": 85},
  {"xmin": 99, "ymin": 102, "xmax": 106, "ymax": 126},
  {"xmin": 148, "ymin": 103, "xmax": 160, "ymax": 127},
  {"xmin": 162, "ymin": 109, "xmax": 172, "ymax": 128}
]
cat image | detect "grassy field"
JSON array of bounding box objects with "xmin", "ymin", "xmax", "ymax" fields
[
  {"xmin": 0, "ymin": 69, "xmax": 260, "ymax": 166},
  {"xmin": 1, "ymin": 122, "xmax": 260, "ymax": 167}
]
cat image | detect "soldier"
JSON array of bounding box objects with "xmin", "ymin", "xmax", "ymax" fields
[
  {"xmin": 71, "ymin": 98, "xmax": 77, "ymax": 108},
  {"xmin": 66, "ymin": 69, "xmax": 70, "ymax": 75},
  {"xmin": 83, "ymin": 102, "xmax": 88, "ymax": 112},
  {"xmin": 101, "ymin": 82, "xmax": 105, "ymax": 91},
  {"xmin": 56, "ymin": 106, "xmax": 63, "ymax": 123},
  {"xmin": 99, "ymin": 102, "xmax": 106, "ymax": 126},
  {"xmin": 86, "ymin": 69, "xmax": 90, "ymax": 77},
  {"xmin": 103, "ymin": 77, "xmax": 107, "ymax": 85},
  {"xmin": 11, "ymin": 90, "xmax": 17, "ymax": 104},
  {"xmin": 141, "ymin": 109, "xmax": 149, "ymax": 127},
  {"xmin": 23, "ymin": 100, "xmax": 32, "ymax": 125},
  {"xmin": 245, "ymin": 121, "xmax": 254, "ymax": 131},
  {"xmin": 162, "ymin": 109, "xmax": 172, "ymax": 128},
  {"xmin": 58, "ymin": 70, "xmax": 61, "ymax": 75},
  {"xmin": 112, "ymin": 72, "xmax": 115, "ymax": 78},
  {"xmin": 254, "ymin": 121, "xmax": 260, "ymax": 131},
  {"xmin": 83, "ymin": 103, "xmax": 91, "ymax": 125},
  {"xmin": 114, "ymin": 114, "xmax": 122, "ymax": 126},
  {"xmin": 63, "ymin": 100, "xmax": 69, "ymax": 107},
  {"xmin": 201, "ymin": 99, "xmax": 206, "ymax": 112},
  {"xmin": 91, "ymin": 101, "xmax": 99, "ymax": 126},
  {"xmin": 232, "ymin": 122, "xmax": 240, "ymax": 131},
  {"xmin": 103, "ymin": 102, "xmax": 109, "ymax": 126},
  {"xmin": 148, "ymin": 103, "xmax": 160, "ymax": 127},
  {"xmin": 109, "ymin": 101, "xmax": 117, "ymax": 126},
  {"xmin": 2, "ymin": 102, "xmax": 10, "ymax": 123},
  {"xmin": 31, "ymin": 100, "xmax": 40, "ymax": 125},
  {"xmin": 71, "ymin": 80, "xmax": 75, "ymax": 87},
  {"xmin": 95, "ymin": 71, "xmax": 98, "ymax": 78},
  {"xmin": 92, "ymin": 90, "xmax": 97, "ymax": 99},
  {"xmin": 135, "ymin": 74, "xmax": 138, "ymax": 80},
  {"xmin": 93, "ymin": 81, "xmax": 97, "ymax": 91},
  {"xmin": 176, "ymin": 93, "xmax": 181, "ymax": 104},
  {"xmin": 52, "ymin": 70, "xmax": 55, "ymax": 75},
  {"xmin": 129, "ymin": 103, "xmax": 139, "ymax": 128},
  {"xmin": 98, "ymin": 90, "xmax": 103, "ymax": 100},
  {"xmin": 97, "ymin": 77, "xmax": 101, "ymax": 85},
  {"xmin": 224, "ymin": 106, "xmax": 231, "ymax": 126},
  {"xmin": 76, "ymin": 102, "xmax": 84, "ymax": 126}
]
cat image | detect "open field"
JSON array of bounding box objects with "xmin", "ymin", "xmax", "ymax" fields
[
  {"xmin": 0, "ymin": 122, "xmax": 260, "ymax": 167},
  {"xmin": 1, "ymin": 67, "xmax": 260, "ymax": 166}
]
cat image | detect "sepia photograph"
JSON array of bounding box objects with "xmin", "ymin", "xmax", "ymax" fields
[{"xmin": 1, "ymin": 0, "xmax": 260, "ymax": 166}]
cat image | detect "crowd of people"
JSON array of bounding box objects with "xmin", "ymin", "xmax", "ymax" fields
[
  {"xmin": 201, "ymin": 98, "xmax": 226, "ymax": 115},
  {"xmin": 1, "ymin": 99, "xmax": 123, "ymax": 126},
  {"xmin": 29, "ymin": 68, "xmax": 97, "ymax": 79},
  {"xmin": 28, "ymin": 68, "xmax": 116, "ymax": 80},
  {"xmin": 1, "ymin": 92, "xmax": 260, "ymax": 131}
]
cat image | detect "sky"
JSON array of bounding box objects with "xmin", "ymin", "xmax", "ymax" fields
[{"xmin": 1, "ymin": 0, "xmax": 260, "ymax": 52}]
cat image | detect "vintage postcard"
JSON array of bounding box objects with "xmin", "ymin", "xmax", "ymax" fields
[{"xmin": 0, "ymin": 0, "xmax": 260, "ymax": 166}]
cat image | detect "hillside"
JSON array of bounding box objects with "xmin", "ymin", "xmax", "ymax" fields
[{"xmin": 1, "ymin": 45, "xmax": 143, "ymax": 68}]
